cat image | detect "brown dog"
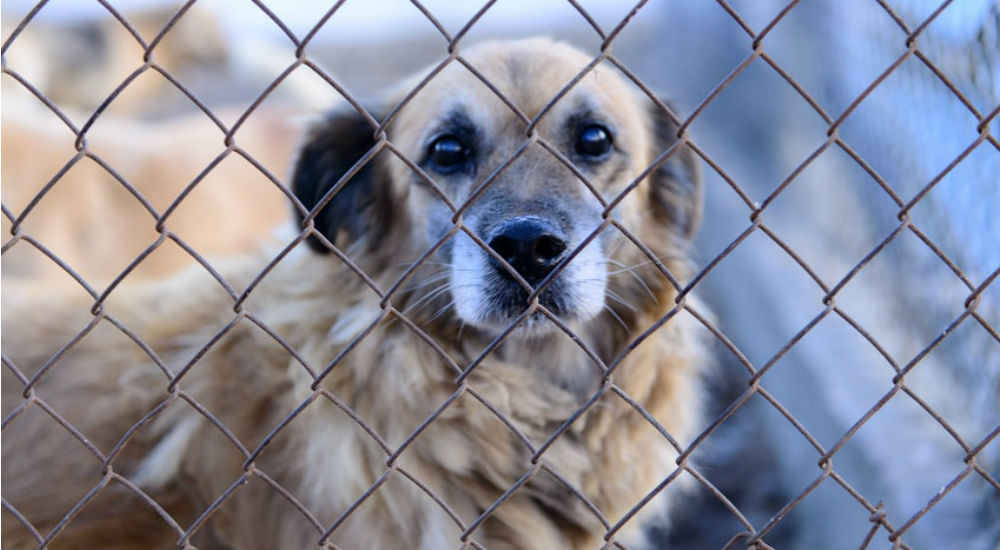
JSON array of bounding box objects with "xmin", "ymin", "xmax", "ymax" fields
[{"xmin": 2, "ymin": 38, "xmax": 706, "ymax": 549}]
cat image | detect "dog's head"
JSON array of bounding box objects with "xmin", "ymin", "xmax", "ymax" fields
[{"xmin": 292, "ymin": 38, "xmax": 700, "ymax": 337}]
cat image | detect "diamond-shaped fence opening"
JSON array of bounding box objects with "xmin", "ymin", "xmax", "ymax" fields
[{"xmin": 2, "ymin": 1, "xmax": 997, "ymax": 549}]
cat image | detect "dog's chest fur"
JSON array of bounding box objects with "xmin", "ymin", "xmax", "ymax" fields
[{"xmin": 141, "ymin": 254, "xmax": 688, "ymax": 549}]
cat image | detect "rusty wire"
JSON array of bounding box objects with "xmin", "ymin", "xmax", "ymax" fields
[{"xmin": 1, "ymin": 0, "xmax": 998, "ymax": 549}]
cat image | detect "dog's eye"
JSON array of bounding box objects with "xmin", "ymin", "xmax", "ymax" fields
[
  {"xmin": 429, "ymin": 135, "xmax": 470, "ymax": 171},
  {"xmin": 575, "ymin": 125, "xmax": 613, "ymax": 158}
]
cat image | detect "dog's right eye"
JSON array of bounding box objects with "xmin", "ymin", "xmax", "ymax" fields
[{"xmin": 428, "ymin": 135, "xmax": 470, "ymax": 172}]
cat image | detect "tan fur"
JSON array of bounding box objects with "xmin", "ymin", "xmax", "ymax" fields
[
  {"xmin": 2, "ymin": 38, "xmax": 707, "ymax": 549},
  {"xmin": 1, "ymin": 104, "xmax": 297, "ymax": 287},
  {"xmin": 2, "ymin": 6, "xmax": 228, "ymax": 116}
]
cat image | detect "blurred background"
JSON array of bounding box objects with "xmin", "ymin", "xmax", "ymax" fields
[{"xmin": 2, "ymin": 1, "xmax": 998, "ymax": 548}]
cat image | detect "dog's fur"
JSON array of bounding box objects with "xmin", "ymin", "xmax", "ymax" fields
[
  {"xmin": 2, "ymin": 38, "xmax": 705, "ymax": 549},
  {"xmin": 1, "ymin": 104, "xmax": 297, "ymax": 286}
]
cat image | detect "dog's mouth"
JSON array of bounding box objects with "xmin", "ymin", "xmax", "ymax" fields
[
  {"xmin": 479, "ymin": 274, "xmax": 573, "ymax": 332},
  {"xmin": 449, "ymin": 216, "xmax": 607, "ymax": 336}
]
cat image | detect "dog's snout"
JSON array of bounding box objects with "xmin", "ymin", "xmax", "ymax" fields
[{"xmin": 487, "ymin": 218, "xmax": 568, "ymax": 284}]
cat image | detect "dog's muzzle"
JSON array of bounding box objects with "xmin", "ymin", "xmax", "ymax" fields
[{"xmin": 449, "ymin": 213, "xmax": 605, "ymax": 334}]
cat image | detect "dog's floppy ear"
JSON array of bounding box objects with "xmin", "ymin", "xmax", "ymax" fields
[
  {"xmin": 291, "ymin": 107, "xmax": 394, "ymax": 253},
  {"xmin": 647, "ymin": 100, "xmax": 702, "ymax": 240}
]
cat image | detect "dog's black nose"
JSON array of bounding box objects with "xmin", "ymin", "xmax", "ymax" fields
[{"xmin": 487, "ymin": 217, "xmax": 568, "ymax": 285}]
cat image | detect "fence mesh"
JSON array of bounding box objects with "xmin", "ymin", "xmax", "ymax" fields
[{"xmin": 2, "ymin": 1, "xmax": 998, "ymax": 549}]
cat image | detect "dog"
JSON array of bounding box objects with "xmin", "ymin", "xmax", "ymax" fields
[
  {"xmin": 2, "ymin": 38, "xmax": 706, "ymax": 549},
  {"xmin": 2, "ymin": 5, "xmax": 228, "ymax": 116},
  {"xmin": 1, "ymin": 103, "xmax": 298, "ymax": 287}
]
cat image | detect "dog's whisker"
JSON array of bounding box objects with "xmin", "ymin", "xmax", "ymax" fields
[
  {"xmin": 427, "ymin": 300, "xmax": 458, "ymax": 324},
  {"xmin": 602, "ymin": 262, "xmax": 659, "ymax": 303},
  {"xmin": 604, "ymin": 231, "xmax": 630, "ymax": 259},
  {"xmin": 620, "ymin": 270, "xmax": 658, "ymax": 303},
  {"xmin": 604, "ymin": 290, "xmax": 639, "ymax": 313},
  {"xmin": 400, "ymin": 272, "xmax": 452, "ymax": 293},
  {"xmin": 605, "ymin": 258, "xmax": 629, "ymax": 270},
  {"xmin": 405, "ymin": 281, "xmax": 483, "ymax": 318},
  {"xmin": 602, "ymin": 304, "xmax": 630, "ymax": 332},
  {"xmin": 404, "ymin": 283, "xmax": 455, "ymax": 315},
  {"xmin": 396, "ymin": 258, "xmax": 452, "ymax": 269},
  {"xmin": 604, "ymin": 253, "xmax": 686, "ymax": 275},
  {"xmin": 403, "ymin": 287, "xmax": 450, "ymax": 315}
]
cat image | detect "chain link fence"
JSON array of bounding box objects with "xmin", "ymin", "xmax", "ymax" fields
[{"xmin": 2, "ymin": 1, "xmax": 998, "ymax": 549}]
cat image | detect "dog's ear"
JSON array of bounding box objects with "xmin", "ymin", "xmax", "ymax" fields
[
  {"xmin": 291, "ymin": 107, "xmax": 394, "ymax": 253},
  {"xmin": 646, "ymin": 100, "xmax": 702, "ymax": 240}
]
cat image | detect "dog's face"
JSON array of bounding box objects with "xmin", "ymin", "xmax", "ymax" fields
[{"xmin": 293, "ymin": 38, "xmax": 700, "ymax": 337}]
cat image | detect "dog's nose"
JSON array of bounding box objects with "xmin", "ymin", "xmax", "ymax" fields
[{"xmin": 487, "ymin": 217, "xmax": 568, "ymax": 285}]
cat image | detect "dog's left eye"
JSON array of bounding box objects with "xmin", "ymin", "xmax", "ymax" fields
[
  {"xmin": 575, "ymin": 125, "xmax": 613, "ymax": 158},
  {"xmin": 429, "ymin": 135, "xmax": 471, "ymax": 171}
]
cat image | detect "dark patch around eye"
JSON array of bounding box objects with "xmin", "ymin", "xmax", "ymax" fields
[{"xmin": 421, "ymin": 108, "xmax": 479, "ymax": 176}]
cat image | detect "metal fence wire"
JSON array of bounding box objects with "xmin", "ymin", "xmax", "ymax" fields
[{"xmin": 2, "ymin": 1, "xmax": 998, "ymax": 549}]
